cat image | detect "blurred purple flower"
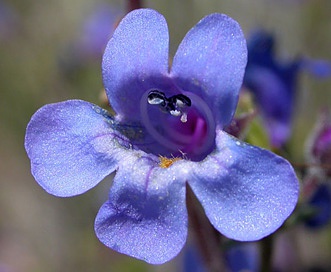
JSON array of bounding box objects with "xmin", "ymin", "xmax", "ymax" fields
[
  {"xmin": 311, "ymin": 126, "xmax": 331, "ymax": 177},
  {"xmin": 225, "ymin": 242, "xmax": 260, "ymax": 272},
  {"xmin": 306, "ymin": 109, "xmax": 331, "ymax": 177},
  {"xmin": 78, "ymin": 3, "xmax": 122, "ymax": 58},
  {"xmin": 244, "ymin": 30, "xmax": 331, "ymax": 148},
  {"xmin": 302, "ymin": 110, "xmax": 331, "ymax": 228},
  {"xmin": 59, "ymin": 3, "xmax": 122, "ymax": 72},
  {"xmin": 183, "ymin": 244, "xmax": 207, "ymax": 272},
  {"xmin": 0, "ymin": 1, "xmax": 19, "ymax": 41},
  {"xmin": 25, "ymin": 9, "xmax": 299, "ymax": 264},
  {"xmin": 305, "ymin": 183, "xmax": 331, "ymax": 228}
]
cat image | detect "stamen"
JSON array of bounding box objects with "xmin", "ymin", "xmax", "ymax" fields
[
  {"xmin": 147, "ymin": 90, "xmax": 191, "ymax": 123},
  {"xmin": 147, "ymin": 90, "xmax": 166, "ymax": 106},
  {"xmin": 159, "ymin": 155, "xmax": 182, "ymax": 168},
  {"xmin": 170, "ymin": 109, "xmax": 182, "ymax": 117},
  {"xmin": 140, "ymin": 90, "xmax": 186, "ymax": 151},
  {"xmin": 169, "ymin": 94, "xmax": 191, "ymax": 108},
  {"xmin": 180, "ymin": 112, "xmax": 188, "ymax": 123},
  {"xmin": 140, "ymin": 89, "xmax": 216, "ymax": 161}
]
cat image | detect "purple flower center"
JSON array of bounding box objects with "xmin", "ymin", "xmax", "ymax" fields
[{"xmin": 140, "ymin": 88, "xmax": 216, "ymax": 161}]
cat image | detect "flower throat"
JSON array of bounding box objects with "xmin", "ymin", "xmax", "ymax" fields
[
  {"xmin": 140, "ymin": 88, "xmax": 216, "ymax": 161},
  {"xmin": 147, "ymin": 90, "xmax": 191, "ymax": 123}
]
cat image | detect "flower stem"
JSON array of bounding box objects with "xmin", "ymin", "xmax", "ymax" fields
[
  {"xmin": 127, "ymin": 0, "xmax": 143, "ymax": 12},
  {"xmin": 186, "ymin": 185, "xmax": 227, "ymax": 272},
  {"xmin": 260, "ymin": 235, "xmax": 273, "ymax": 272}
]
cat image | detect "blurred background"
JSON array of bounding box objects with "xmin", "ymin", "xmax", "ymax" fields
[{"xmin": 1, "ymin": 0, "xmax": 330, "ymax": 271}]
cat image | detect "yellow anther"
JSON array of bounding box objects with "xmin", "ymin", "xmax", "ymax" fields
[{"xmin": 159, "ymin": 156, "xmax": 182, "ymax": 168}]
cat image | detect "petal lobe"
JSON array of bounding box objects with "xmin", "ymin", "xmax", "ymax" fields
[
  {"xmin": 25, "ymin": 100, "xmax": 121, "ymax": 197},
  {"xmin": 188, "ymin": 130, "xmax": 299, "ymax": 241}
]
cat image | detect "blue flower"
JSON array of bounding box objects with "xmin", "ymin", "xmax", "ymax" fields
[
  {"xmin": 307, "ymin": 109, "xmax": 331, "ymax": 177},
  {"xmin": 25, "ymin": 9, "xmax": 299, "ymax": 264},
  {"xmin": 305, "ymin": 183, "xmax": 331, "ymax": 228},
  {"xmin": 183, "ymin": 244, "xmax": 207, "ymax": 272},
  {"xmin": 77, "ymin": 3, "xmax": 122, "ymax": 59},
  {"xmin": 243, "ymin": 30, "xmax": 331, "ymax": 148},
  {"xmin": 303, "ymin": 110, "xmax": 331, "ymax": 228},
  {"xmin": 225, "ymin": 242, "xmax": 260, "ymax": 272},
  {"xmin": 243, "ymin": 30, "xmax": 301, "ymax": 148},
  {"xmin": 0, "ymin": 1, "xmax": 19, "ymax": 41},
  {"xmin": 58, "ymin": 3, "xmax": 122, "ymax": 74}
]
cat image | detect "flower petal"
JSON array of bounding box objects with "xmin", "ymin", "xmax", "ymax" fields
[
  {"xmin": 102, "ymin": 9, "xmax": 169, "ymax": 119},
  {"xmin": 25, "ymin": 100, "xmax": 123, "ymax": 197},
  {"xmin": 187, "ymin": 130, "xmax": 299, "ymax": 241},
  {"xmin": 94, "ymin": 156, "xmax": 188, "ymax": 264},
  {"xmin": 171, "ymin": 14, "xmax": 247, "ymax": 128},
  {"xmin": 300, "ymin": 58, "xmax": 331, "ymax": 78}
]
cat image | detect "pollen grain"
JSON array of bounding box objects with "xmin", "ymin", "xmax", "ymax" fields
[{"xmin": 159, "ymin": 156, "xmax": 182, "ymax": 168}]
